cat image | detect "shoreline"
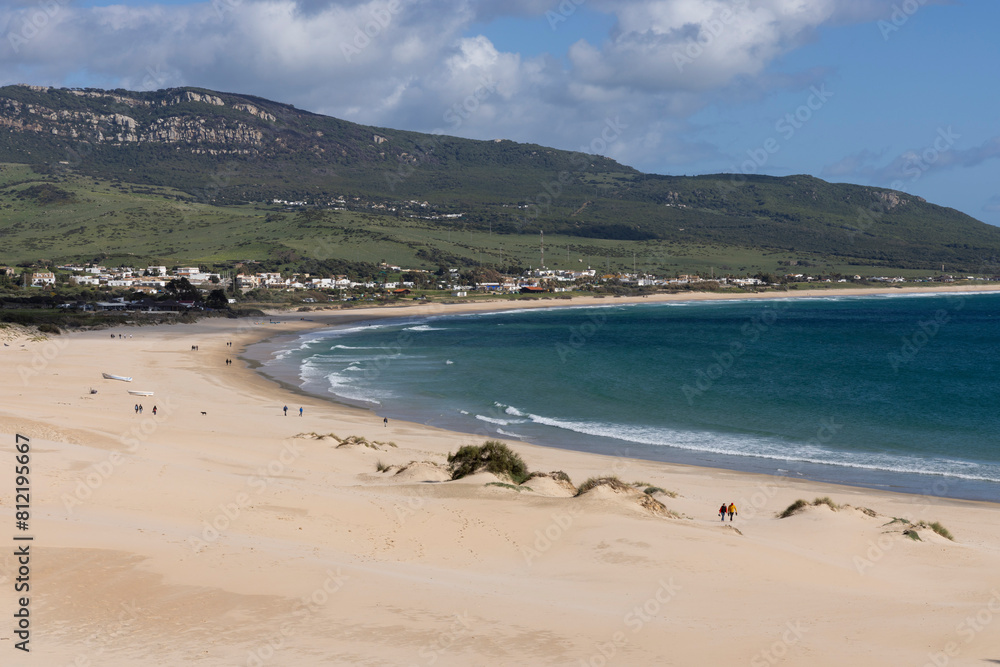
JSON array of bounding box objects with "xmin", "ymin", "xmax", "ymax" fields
[
  {"xmin": 2, "ymin": 285, "xmax": 1000, "ymax": 664},
  {"xmin": 244, "ymin": 284, "xmax": 1000, "ymax": 503}
]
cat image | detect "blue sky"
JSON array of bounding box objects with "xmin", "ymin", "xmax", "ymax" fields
[{"xmin": 2, "ymin": 0, "xmax": 998, "ymax": 225}]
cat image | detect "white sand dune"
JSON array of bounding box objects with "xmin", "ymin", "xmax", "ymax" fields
[{"xmin": 1, "ymin": 292, "xmax": 999, "ymax": 665}]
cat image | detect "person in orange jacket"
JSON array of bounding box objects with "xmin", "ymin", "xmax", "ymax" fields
[
  {"xmin": 728, "ymin": 502, "xmax": 737, "ymax": 521},
  {"xmin": 719, "ymin": 503, "xmax": 728, "ymax": 521}
]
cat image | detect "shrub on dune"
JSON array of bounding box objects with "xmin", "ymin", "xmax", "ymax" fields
[{"xmin": 447, "ymin": 440, "xmax": 530, "ymax": 484}]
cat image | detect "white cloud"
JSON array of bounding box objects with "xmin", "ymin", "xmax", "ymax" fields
[
  {"xmin": 0, "ymin": 0, "xmax": 964, "ymax": 174},
  {"xmin": 823, "ymin": 136, "xmax": 1000, "ymax": 187}
]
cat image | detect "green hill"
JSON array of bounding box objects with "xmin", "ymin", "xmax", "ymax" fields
[{"xmin": 1, "ymin": 83, "xmax": 998, "ymax": 275}]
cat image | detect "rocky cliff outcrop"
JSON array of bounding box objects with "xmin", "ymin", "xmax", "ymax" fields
[{"xmin": 1, "ymin": 85, "xmax": 267, "ymax": 149}]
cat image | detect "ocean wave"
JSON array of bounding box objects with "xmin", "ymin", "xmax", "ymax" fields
[
  {"xmin": 323, "ymin": 372, "xmax": 390, "ymax": 406},
  {"xmin": 475, "ymin": 414, "xmax": 529, "ymax": 426},
  {"xmin": 476, "ymin": 415, "xmax": 511, "ymax": 425},
  {"xmin": 511, "ymin": 410, "xmax": 1000, "ymax": 484},
  {"xmin": 406, "ymin": 324, "xmax": 447, "ymax": 332}
]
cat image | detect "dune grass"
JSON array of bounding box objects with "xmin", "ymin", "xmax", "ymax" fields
[
  {"xmin": 447, "ymin": 440, "xmax": 530, "ymax": 484},
  {"xmin": 630, "ymin": 481, "xmax": 676, "ymax": 497},
  {"xmin": 778, "ymin": 499, "xmax": 809, "ymax": 518},
  {"xmin": 813, "ymin": 496, "xmax": 840, "ymax": 511},
  {"xmin": 926, "ymin": 521, "xmax": 955, "ymax": 541},
  {"xmin": 486, "ymin": 482, "xmax": 531, "ymax": 492},
  {"xmin": 375, "ymin": 459, "xmax": 390, "ymax": 473},
  {"xmin": 528, "ymin": 470, "xmax": 573, "ymax": 485},
  {"xmin": 575, "ymin": 476, "xmax": 630, "ymax": 496},
  {"xmin": 778, "ymin": 496, "xmax": 840, "ymax": 518}
]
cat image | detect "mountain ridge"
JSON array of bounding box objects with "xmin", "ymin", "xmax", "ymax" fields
[{"xmin": 1, "ymin": 82, "xmax": 999, "ymax": 274}]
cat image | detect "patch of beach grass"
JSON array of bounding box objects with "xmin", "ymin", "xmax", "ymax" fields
[
  {"xmin": 778, "ymin": 499, "xmax": 809, "ymax": 518},
  {"xmin": 904, "ymin": 529, "xmax": 922, "ymax": 541},
  {"xmin": 486, "ymin": 482, "xmax": 531, "ymax": 492},
  {"xmin": 925, "ymin": 521, "xmax": 955, "ymax": 541},
  {"xmin": 447, "ymin": 440, "xmax": 530, "ymax": 484},
  {"xmin": 778, "ymin": 497, "xmax": 841, "ymax": 518},
  {"xmin": 575, "ymin": 476, "xmax": 630, "ymax": 496},
  {"xmin": 375, "ymin": 459, "xmax": 390, "ymax": 473},
  {"xmin": 631, "ymin": 481, "xmax": 677, "ymax": 497},
  {"xmin": 813, "ymin": 496, "xmax": 840, "ymax": 511},
  {"xmin": 528, "ymin": 470, "xmax": 573, "ymax": 484}
]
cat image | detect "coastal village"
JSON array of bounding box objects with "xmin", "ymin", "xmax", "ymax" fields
[{"xmin": 3, "ymin": 262, "xmax": 991, "ymax": 310}]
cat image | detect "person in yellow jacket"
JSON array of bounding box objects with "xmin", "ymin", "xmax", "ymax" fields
[{"xmin": 727, "ymin": 502, "xmax": 737, "ymax": 521}]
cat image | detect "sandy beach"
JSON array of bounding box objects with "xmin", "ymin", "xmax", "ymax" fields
[{"xmin": 2, "ymin": 286, "xmax": 999, "ymax": 666}]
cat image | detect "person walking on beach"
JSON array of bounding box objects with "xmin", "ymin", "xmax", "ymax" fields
[
  {"xmin": 152, "ymin": 405, "xmax": 157, "ymax": 416},
  {"xmin": 719, "ymin": 503, "xmax": 727, "ymax": 521},
  {"xmin": 299, "ymin": 407, "xmax": 303, "ymax": 417},
  {"xmin": 728, "ymin": 502, "xmax": 737, "ymax": 522},
  {"xmin": 134, "ymin": 404, "xmax": 139, "ymax": 414},
  {"xmin": 138, "ymin": 404, "xmax": 143, "ymax": 414},
  {"xmin": 383, "ymin": 417, "xmax": 388, "ymax": 427},
  {"xmin": 283, "ymin": 405, "xmax": 288, "ymax": 416}
]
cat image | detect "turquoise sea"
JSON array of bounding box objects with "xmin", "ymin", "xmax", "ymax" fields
[{"xmin": 255, "ymin": 292, "xmax": 1000, "ymax": 501}]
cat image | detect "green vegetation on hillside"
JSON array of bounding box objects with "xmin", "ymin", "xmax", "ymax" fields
[{"xmin": 2, "ymin": 83, "xmax": 1000, "ymax": 274}]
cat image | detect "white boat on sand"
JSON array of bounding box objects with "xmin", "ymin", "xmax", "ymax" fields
[{"xmin": 102, "ymin": 373, "xmax": 133, "ymax": 382}]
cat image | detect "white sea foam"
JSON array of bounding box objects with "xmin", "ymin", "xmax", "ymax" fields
[
  {"xmin": 476, "ymin": 415, "xmax": 511, "ymax": 426},
  {"xmin": 406, "ymin": 325, "xmax": 447, "ymax": 332},
  {"xmin": 508, "ymin": 408, "xmax": 1000, "ymax": 484},
  {"xmin": 323, "ymin": 372, "xmax": 389, "ymax": 406}
]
